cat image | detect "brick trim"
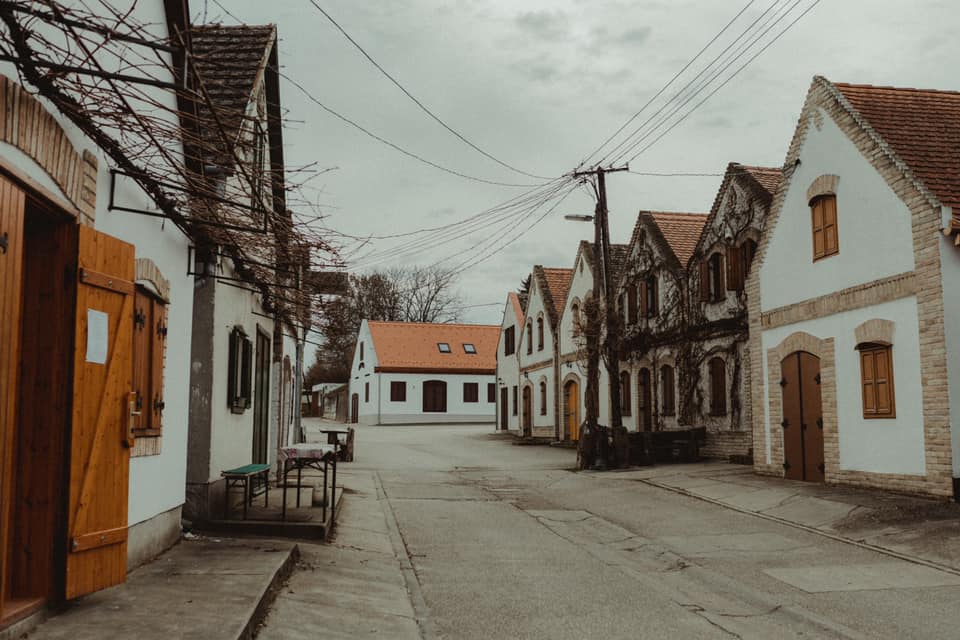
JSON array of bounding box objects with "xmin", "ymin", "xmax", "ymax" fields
[
  {"xmin": 0, "ymin": 75, "xmax": 97, "ymax": 223},
  {"xmin": 135, "ymin": 258, "xmax": 171, "ymax": 303},
  {"xmin": 854, "ymin": 318, "xmax": 895, "ymax": 346},
  {"xmin": 806, "ymin": 174, "xmax": 840, "ymax": 202}
]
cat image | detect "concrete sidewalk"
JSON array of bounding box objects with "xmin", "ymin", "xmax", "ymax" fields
[
  {"xmin": 26, "ymin": 538, "xmax": 298, "ymax": 640},
  {"xmin": 611, "ymin": 462, "xmax": 960, "ymax": 573}
]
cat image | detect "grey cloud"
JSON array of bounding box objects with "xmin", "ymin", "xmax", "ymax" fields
[
  {"xmin": 617, "ymin": 26, "xmax": 651, "ymax": 46},
  {"xmin": 515, "ymin": 10, "xmax": 569, "ymax": 40}
]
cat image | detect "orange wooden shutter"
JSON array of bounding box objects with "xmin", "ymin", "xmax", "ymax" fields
[
  {"xmin": 875, "ymin": 347, "xmax": 892, "ymax": 414},
  {"xmin": 823, "ymin": 196, "xmax": 838, "ymax": 256},
  {"xmin": 132, "ymin": 290, "xmax": 151, "ymax": 430},
  {"xmin": 65, "ymin": 225, "xmax": 135, "ymax": 599},
  {"xmin": 698, "ymin": 260, "xmax": 709, "ymax": 301},
  {"xmin": 151, "ymin": 299, "xmax": 168, "ymax": 431},
  {"xmin": 861, "ymin": 350, "xmax": 876, "ymax": 415},
  {"xmin": 812, "ymin": 198, "xmax": 826, "ymax": 258}
]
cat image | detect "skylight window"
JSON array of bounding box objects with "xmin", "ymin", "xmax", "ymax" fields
[
  {"xmin": 438, "ymin": 343, "xmax": 451, "ymax": 353},
  {"xmin": 463, "ymin": 343, "xmax": 477, "ymax": 354}
]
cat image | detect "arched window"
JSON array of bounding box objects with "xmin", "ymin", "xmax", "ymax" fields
[
  {"xmin": 539, "ymin": 380, "xmax": 547, "ymax": 415},
  {"xmin": 708, "ymin": 357, "xmax": 726, "ymax": 416},
  {"xmin": 526, "ymin": 320, "xmax": 533, "ymax": 355},
  {"xmin": 571, "ymin": 302, "xmax": 581, "ymax": 337},
  {"xmin": 741, "ymin": 238, "xmax": 758, "ymax": 279},
  {"xmin": 811, "ymin": 194, "xmax": 838, "ymax": 260},
  {"xmin": 537, "ymin": 315, "xmax": 544, "ymax": 351},
  {"xmin": 699, "ymin": 252, "xmax": 724, "ymax": 302},
  {"xmin": 660, "ymin": 365, "xmax": 675, "ymax": 416},
  {"xmin": 620, "ymin": 371, "xmax": 632, "ymax": 416}
]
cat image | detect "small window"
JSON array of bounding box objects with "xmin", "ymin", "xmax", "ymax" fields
[
  {"xmin": 464, "ymin": 382, "xmax": 479, "ymax": 403},
  {"xmin": 539, "ymin": 381, "xmax": 547, "ymax": 415},
  {"xmin": 537, "ymin": 316, "xmax": 544, "ymax": 351},
  {"xmin": 660, "ymin": 365, "xmax": 675, "ymax": 416},
  {"xmin": 133, "ymin": 286, "xmax": 168, "ymax": 435},
  {"xmin": 512, "ymin": 385, "xmax": 518, "ymax": 416},
  {"xmin": 571, "ymin": 303, "xmax": 581, "ymax": 337},
  {"xmin": 811, "ymin": 194, "xmax": 839, "ymax": 260},
  {"xmin": 644, "ymin": 275, "xmax": 658, "ymax": 317},
  {"xmin": 627, "ymin": 286, "xmax": 638, "ymax": 324},
  {"xmin": 708, "ymin": 357, "xmax": 726, "ymax": 416},
  {"xmin": 360, "ymin": 341, "xmax": 364, "ymax": 361},
  {"xmin": 526, "ymin": 321, "xmax": 533, "ymax": 355},
  {"xmin": 859, "ymin": 343, "xmax": 895, "ymax": 418},
  {"xmin": 487, "ymin": 383, "xmax": 496, "ymax": 403},
  {"xmin": 438, "ymin": 342, "xmax": 451, "ymax": 353},
  {"xmin": 620, "ymin": 371, "xmax": 632, "ymax": 416},
  {"xmin": 699, "ymin": 253, "xmax": 724, "ymax": 303},
  {"xmin": 227, "ymin": 326, "xmax": 252, "ymax": 413},
  {"xmin": 463, "ymin": 343, "xmax": 476, "ymax": 354},
  {"xmin": 504, "ymin": 326, "xmax": 515, "ymax": 356},
  {"xmin": 364, "ymin": 382, "xmax": 370, "ymax": 403},
  {"xmin": 390, "ymin": 381, "xmax": 406, "ymax": 402}
]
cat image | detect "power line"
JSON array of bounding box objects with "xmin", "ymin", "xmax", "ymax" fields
[
  {"xmin": 306, "ymin": 0, "xmax": 552, "ymax": 181},
  {"xmin": 628, "ymin": 170, "xmax": 722, "ymax": 177}
]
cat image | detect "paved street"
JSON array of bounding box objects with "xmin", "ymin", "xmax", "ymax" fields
[{"xmin": 269, "ymin": 421, "xmax": 960, "ymax": 639}]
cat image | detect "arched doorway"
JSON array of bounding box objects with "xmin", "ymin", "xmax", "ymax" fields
[
  {"xmin": 780, "ymin": 351, "xmax": 824, "ymax": 482},
  {"xmin": 638, "ymin": 368, "xmax": 652, "ymax": 431},
  {"xmin": 564, "ymin": 378, "xmax": 580, "ymax": 441},
  {"xmin": 350, "ymin": 393, "xmax": 359, "ymax": 424},
  {"xmin": 521, "ymin": 386, "xmax": 533, "ymax": 437}
]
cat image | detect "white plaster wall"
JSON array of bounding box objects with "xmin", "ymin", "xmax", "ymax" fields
[
  {"xmin": 495, "ymin": 297, "xmax": 521, "ymax": 431},
  {"xmin": 518, "ymin": 276, "xmax": 554, "ymax": 370},
  {"xmin": 760, "ymin": 296, "xmax": 925, "ymax": 475},
  {"xmin": 207, "ymin": 260, "xmax": 275, "ymax": 481},
  {"xmin": 559, "ymin": 253, "xmax": 592, "ymax": 357},
  {"xmin": 760, "ymin": 109, "xmax": 915, "ymax": 311},
  {"xmin": 937, "ymin": 232, "xmax": 960, "ymax": 476},
  {"xmin": 349, "ymin": 321, "xmax": 377, "ymax": 422},
  {"xmin": 371, "ymin": 372, "xmax": 496, "ymax": 424}
]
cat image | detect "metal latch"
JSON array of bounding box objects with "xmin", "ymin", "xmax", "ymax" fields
[{"xmin": 0, "ymin": 231, "xmax": 7, "ymax": 254}]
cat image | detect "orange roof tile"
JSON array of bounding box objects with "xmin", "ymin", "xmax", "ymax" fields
[
  {"xmin": 832, "ymin": 81, "xmax": 960, "ymax": 211},
  {"xmin": 740, "ymin": 165, "xmax": 782, "ymax": 196},
  {"xmin": 508, "ymin": 292, "xmax": 524, "ymax": 325},
  {"xmin": 367, "ymin": 321, "xmax": 500, "ymax": 373},
  {"xmin": 648, "ymin": 211, "xmax": 709, "ymax": 266},
  {"xmin": 537, "ymin": 267, "xmax": 574, "ymax": 328}
]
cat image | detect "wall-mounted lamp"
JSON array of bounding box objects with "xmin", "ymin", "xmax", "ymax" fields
[{"xmin": 523, "ymin": 371, "xmax": 529, "ymax": 380}]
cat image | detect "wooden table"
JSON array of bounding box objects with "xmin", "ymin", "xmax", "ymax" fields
[
  {"xmin": 318, "ymin": 427, "xmax": 352, "ymax": 461},
  {"xmin": 221, "ymin": 463, "xmax": 271, "ymax": 520},
  {"xmin": 279, "ymin": 443, "xmax": 338, "ymax": 522}
]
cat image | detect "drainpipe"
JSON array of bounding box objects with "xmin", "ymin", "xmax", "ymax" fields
[
  {"xmin": 293, "ymin": 340, "xmax": 303, "ymax": 443},
  {"xmin": 553, "ymin": 331, "xmax": 561, "ymax": 440}
]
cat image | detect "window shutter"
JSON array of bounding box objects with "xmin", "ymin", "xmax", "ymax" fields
[
  {"xmin": 726, "ymin": 245, "xmax": 742, "ymax": 291},
  {"xmin": 151, "ymin": 299, "xmax": 167, "ymax": 431},
  {"xmin": 861, "ymin": 350, "xmax": 877, "ymax": 415},
  {"xmin": 627, "ymin": 286, "xmax": 638, "ymax": 323},
  {"xmin": 638, "ymin": 281, "xmax": 647, "ymax": 319},
  {"xmin": 133, "ymin": 290, "xmax": 151, "ymax": 430},
  {"xmin": 812, "ymin": 198, "xmax": 826, "ymax": 258},
  {"xmin": 875, "ymin": 348, "xmax": 891, "ymax": 414},
  {"xmin": 240, "ymin": 336, "xmax": 253, "ymax": 408},
  {"xmin": 227, "ymin": 328, "xmax": 239, "ymax": 407},
  {"xmin": 824, "ymin": 196, "xmax": 838, "ymax": 255},
  {"xmin": 649, "ymin": 277, "xmax": 658, "ymax": 316},
  {"xmin": 699, "ymin": 260, "xmax": 710, "ymax": 302}
]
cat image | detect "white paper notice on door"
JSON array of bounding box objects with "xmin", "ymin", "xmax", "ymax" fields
[{"xmin": 86, "ymin": 309, "xmax": 109, "ymax": 364}]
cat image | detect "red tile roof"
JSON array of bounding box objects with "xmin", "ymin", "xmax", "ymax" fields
[
  {"xmin": 741, "ymin": 165, "xmax": 783, "ymax": 196},
  {"xmin": 832, "ymin": 81, "xmax": 960, "ymax": 211},
  {"xmin": 508, "ymin": 292, "xmax": 524, "ymax": 324},
  {"xmin": 367, "ymin": 321, "xmax": 500, "ymax": 373},
  {"xmin": 537, "ymin": 267, "xmax": 574, "ymax": 328},
  {"xmin": 648, "ymin": 212, "xmax": 709, "ymax": 266}
]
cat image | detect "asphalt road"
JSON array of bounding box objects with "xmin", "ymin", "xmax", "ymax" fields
[{"xmin": 341, "ymin": 423, "xmax": 960, "ymax": 639}]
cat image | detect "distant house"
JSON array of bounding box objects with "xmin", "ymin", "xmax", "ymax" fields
[
  {"xmin": 517, "ymin": 266, "xmax": 573, "ymax": 438},
  {"xmin": 495, "ymin": 292, "xmax": 525, "ymax": 431},
  {"xmin": 751, "ymin": 77, "xmax": 960, "ymax": 498},
  {"xmin": 349, "ymin": 321, "xmax": 500, "ymax": 425}
]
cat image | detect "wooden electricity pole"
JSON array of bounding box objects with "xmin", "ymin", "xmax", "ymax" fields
[{"xmin": 573, "ymin": 164, "xmax": 628, "ymax": 468}]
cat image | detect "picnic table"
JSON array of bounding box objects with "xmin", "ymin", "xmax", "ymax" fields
[
  {"xmin": 279, "ymin": 443, "xmax": 338, "ymax": 522},
  {"xmin": 221, "ymin": 463, "xmax": 270, "ymax": 520}
]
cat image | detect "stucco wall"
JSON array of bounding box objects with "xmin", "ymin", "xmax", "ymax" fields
[
  {"xmin": 496, "ymin": 297, "xmax": 521, "ymax": 431},
  {"xmin": 938, "ymin": 231, "xmax": 960, "ymax": 476},
  {"xmin": 363, "ymin": 372, "xmax": 496, "ymax": 424}
]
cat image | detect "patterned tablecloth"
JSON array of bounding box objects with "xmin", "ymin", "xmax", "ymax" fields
[{"xmin": 280, "ymin": 443, "xmax": 336, "ymax": 461}]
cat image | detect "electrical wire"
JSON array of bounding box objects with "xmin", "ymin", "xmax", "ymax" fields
[{"xmin": 306, "ymin": 0, "xmax": 552, "ymax": 181}]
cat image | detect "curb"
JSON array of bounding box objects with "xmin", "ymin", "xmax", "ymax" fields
[
  {"xmin": 242, "ymin": 543, "xmax": 300, "ymax": 640},
  {"xmin": 641, "ymin": 478, "xmax": 960, "ymax": 578}
]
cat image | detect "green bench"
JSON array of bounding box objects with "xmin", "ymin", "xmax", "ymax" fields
[{"xmin": 222, "ymin": 463, "xmax": 271, "ymax": 520}]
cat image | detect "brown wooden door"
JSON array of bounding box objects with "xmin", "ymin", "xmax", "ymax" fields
[
  {"xmin": 780, "ymin": 351, "xmax": 824, "ymax": 482},
  {"xmin": 65, "ymin": 225, "xmax": 135, "ymax": 599},
  {"xmin": 565, "ymin": 380, "xmax": 580, "ymax": 441},
  {"xmin": 638, "ymin": 368, "xmax": 652, "ymax": 431},
  {"xmin": 500, "ymin": 388, "xmax": 508, "ymax": 430},
  {"xmin": 423, "ymin": 380, "xmax": 447, "ymax": 413},
  {"xmin": 521, "ymin": 386, "xmax": 532, "ymax": 436}
]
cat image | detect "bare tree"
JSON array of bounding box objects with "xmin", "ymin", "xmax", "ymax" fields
[{"xmin": 390, "ymin": 265, "xmax": 463, "ymax": 323}]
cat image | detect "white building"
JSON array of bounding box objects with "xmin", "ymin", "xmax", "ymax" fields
[
  {"xmin": 495, "ymin": 292, "xmax": 524, "ymax": 431},
  {"xmin": 750, "ymin": 77, "xmax": 960, "ymax": 498},
  {"xmin": 350, "ymin": 320, "xmax": 500, "ymax": 425}
]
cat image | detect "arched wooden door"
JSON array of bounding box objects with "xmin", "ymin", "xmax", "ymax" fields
[
  {"xmin": 780, "ymin": 351, "xmax": 825, "ymax": 482},
  {"xmin": 564, "ymin": 379, "xmax": 580, "ymax": 441},
  {"xmin": 350, "ymin": 393, "xmax": 359, "ymax": 423},
  {"xmin": 521, "ymin": 386, "xmax": 532, "ymax": 437},
  {"xmin": 638, "ymin": 368, "xmax": 652, "ymax": 431}
]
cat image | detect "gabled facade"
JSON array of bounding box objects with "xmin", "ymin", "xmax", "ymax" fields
[
  {"xmin": 517, "ymin": 266, "xmax": 572, "ymax": 438},
  {"xmin": 495, "ymin": 292, "xmax": 525, "ymax": 431},
  {"xmin": 350, "ymin": 321, "xmax": 500, "ymax": 425},
  {"xmin": 750, "ymin": 77, "xmax": 960, "ymax": 498}
]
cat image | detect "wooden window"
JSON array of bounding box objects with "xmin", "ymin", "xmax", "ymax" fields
[
  {"xmin": 487, "ymin": 383, "xmax": 496, "ymax": 403},
  {"xmin": 132, "ymin": 286, "xmax": 168, "ymax": 435},
  {"xmin": 708, "ymin": 357, "xmax": 727, "ymax": 416},
  {"xmin": 859, "ymin": 343, "xmax": 895, "ymax": 418},
  {"xmin": 627, "ymin": 286, "xmax": 638, "ymax": 324},
  {"xmin": 709, "ymin": 253, "xmax": 723, "ymax": 301},
  {"xmin": 463, "ymin": 343, "xmax": 476, "ymax": 354},
  {"xmin": 423, "ymin": 380, "xmax": 447, "ymax": 412},
  {"xmin": 645, "ymin": 275, "xmax": 658, "ymax": 317},
  {"xmin": 660, "ymin": 365, "xmax": 675, "ymax": 416},
  {"xmin": 512, "ymin": 385, "xmax": 518, "ymax": 415},
  {"xmin": 504, "ymin": 326, "xmax": 516, "ymax": 355},
  {"xmin": 360, "ymin": 341, "xmax": 364, "ymax": 360},
  {"xmin": 464, "ymin": 382, "xmax": 479, "ymax": 403},
  {"xmin": 390, "ymin": 381, "xmax": 406, "ymax": 402},
  {"xmin": 364, "ymin": 382, "xmax": 369, "ymax": 403},
  {"xmin": 526, "ymin": 321, "xmax": 533, "ymax": 355},
  {"xmin": 726, "ymin": 245, "xmax": 743, "ymax": 291},
  {"xmin": 571, "ymin": 303, "xmax": 581, "ymax": 336},
  {"xmin": 227, "ymin": 326, "xmax": 252, "ymax": 413},
  {"xmin": 539, "ymin": 381, "xmax": 547, "ymax": 415},
  {"xmin": 811, "ymin": 194, "xmax": 839, "ymax": 260},
  {"xmin": 438, "ymin": 342, "xmax": 451, "ymax": 353},
  {"xmin": 537, "ymin": 316, "xmax": 544, "ymax": 351},
  {"xmin": 620, "ymin": 371, "xmax": 632, "ymax": 416},
  {"xmin": 741, "ymin": 239, "xmax": 757, "ymax": 280}
]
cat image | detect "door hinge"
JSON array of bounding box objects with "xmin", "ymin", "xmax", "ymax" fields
[
  {"xmin": 157, "ymin": 323, "xmax": 168, "ymax": 338},
  {"xmin": 0, "ymin": 231, "xmax": 7, "ymax": 254},
  {"xmin": 134, "ymin": 309, "xmax": 146, "ymax": 329},
  {"xmin": 779, "ymin": 377, "xmax": 788, "ymax": 387},
  {"xmin": 814, "ymin": 373, "xmax": 821, "ymax": 384},
  {"xmin": 153, "ymin": 397, "xmax": 165, "ymax": 414},
  {"xmin": 781, "ymin": 420, "xmax": 789, "ymax": 429}
]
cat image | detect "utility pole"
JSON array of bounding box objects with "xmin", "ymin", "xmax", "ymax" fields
[{"xmin": 571, "ymin": 164, "xmax": 628, "ymax": 469}]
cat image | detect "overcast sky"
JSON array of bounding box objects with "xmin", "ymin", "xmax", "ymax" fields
[{"xmin": 208, "ymin": 0, "xmax": 958, "ymax": 325}]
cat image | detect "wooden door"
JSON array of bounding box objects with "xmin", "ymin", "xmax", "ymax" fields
[
  {"xmin": 350, "ymin": 394, "xmax": 359, "ymax": 423},
  {"xmin": 423, "ymin": 380, "xmax": 447, "ymax": 413},
  {"xmin": 252, "ymin": 330, "xmax": 270, "ymax": 465},
  {"xmin": 638, "ymin": 368, "xmax": 652, "ymax": 431},
  {"xmin": 500, "ymin": 388, "xmax": 508, "ymax": 430},
  {"xmin": 65, "ymin": 225, "xmax": 135, "ymax": 599},
  {"xmin": 0, "ymin": 178, "xmax": 26, "ymax": 620},
  {"xmin": 565, "ymin": 380, "xmax": 580, "ymax": 441},
  {"xmin": 521, "ymin": 386, "xmax": 532, "ymax": 436},
  {"xmin": 780, "ymin": 352, "xmax": 824, "ymax": 482}
]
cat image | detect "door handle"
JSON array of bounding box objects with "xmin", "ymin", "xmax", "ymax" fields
[{"xmin": 126, "ymin": 392, "xmax": 139, "ymax": 448}]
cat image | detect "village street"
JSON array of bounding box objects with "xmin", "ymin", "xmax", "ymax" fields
[{"xmin": 255, "ymin": 422, "xmax": 960, "ymax": 639}]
